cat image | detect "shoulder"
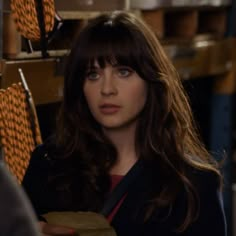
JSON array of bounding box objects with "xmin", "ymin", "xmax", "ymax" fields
[
  {"xmin": 165, "ymin": 167, "xmax": 226, "ymax": 235},
  {"xmin": 179, "ymin": 167, "xmax": 226, "ymax": 235},
  {"xmin": 28, "ymin": 144, "xmax": 52, "ymax": 171},
  {"xmin": 188, "ymin": 166, "xmax": 222, "ymax": 194},
  {"xmin": 31, "ymin": 144, "xmax": 48, "ymax": 161},
  {"xmin": 22, "ymin": 138, "xmax": 58, "ymax": 186},
  {"xmin": 179, "ymin": 165, "xmax": 223, "ymax": 213},
  {"xmin": 22, "ymin": 143, "xmax": 51, "ymax": 186},
  {"xmin": 27, "ymin": 138, "xmax": 82, "ymax": 177},
  {"xmin": 29, "ymin": 135, "xmax": 60, "ymax": 167}
]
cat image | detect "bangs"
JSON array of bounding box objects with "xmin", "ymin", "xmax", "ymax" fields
[{"xmin": 77, "ymin": 23, "xmax": 143, "ymax": 72}]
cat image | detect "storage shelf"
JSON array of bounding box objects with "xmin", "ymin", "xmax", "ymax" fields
[
  {"xmin": 164, "ymin": 38, "xmax": 233, "ymax": 79},
  {"xmin": 57, "ymin": 9, "xmax": 141, "ymax": 20},
  {"xmin": 130, "ymin": 0, "xmax": 232, "ymax": 10},
  {"xmin": 0, "ymin": 38, "xmax": 234, "ymax": 105},
  {"xmin": 4, "ymin": 38, "xmax": 232, "ymax": 78}
]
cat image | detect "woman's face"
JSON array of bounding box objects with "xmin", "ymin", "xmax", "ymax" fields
[{"xmin": 83, "ymin": 61, "xmax": 147, "ymax": 130}]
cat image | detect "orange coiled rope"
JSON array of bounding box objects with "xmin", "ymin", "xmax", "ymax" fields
[
  {"xmin": 0, "ymin": 83, "xmax": 42, "ymax": 183},
  {"xmin": 10, "ymin": 0, "xmax": 55, "ymax": 41}
]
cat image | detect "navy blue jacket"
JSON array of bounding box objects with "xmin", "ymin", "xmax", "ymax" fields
[{"xmin": 22, "ymin": 145, "xmax": 227, "ymax": 236}]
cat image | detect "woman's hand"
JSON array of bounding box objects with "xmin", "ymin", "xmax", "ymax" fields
[{"xmin": 39, "ymin": 221, "xmax": 76, "ymax": 236}]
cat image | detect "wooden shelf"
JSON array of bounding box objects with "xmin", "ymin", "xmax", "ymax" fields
[
  {"xmin": 57, "ymin": 9, "xmax": 141, "ymax": 20},
  {"xmin": 0, "ymin": 58, "xmax": 64, "ymax": 105},
  {"xmin": 57, "ymin": 11, "xmax": 111, "ymax": 20},
  {"xmin": 4, "ymin": 49, "xmax": 69, "ymax": 60},
  {"xmin": 164, "ymin": 38, "xmax": 233, "ymax": 79},
  {"xmin": 0, "ymin": 38, "xmax": 234, "ymax": 105},
  {"xmin": 131, "ymin": 0, "xmax": 231, "ymax": 10}
]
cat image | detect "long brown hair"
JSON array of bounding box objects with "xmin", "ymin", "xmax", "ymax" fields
[{"xmin": 55, "ymin": 11, "xmax": 221, "ymax": 231}]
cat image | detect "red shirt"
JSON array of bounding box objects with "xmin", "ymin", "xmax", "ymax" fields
[{"xmin": 107, "ymin": 175, "xmax": 127, "ymax": 222}]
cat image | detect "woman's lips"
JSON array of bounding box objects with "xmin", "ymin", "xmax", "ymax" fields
[{"xmin": 99, "ymin": 104, "xmax": 121, "ymax": 114}]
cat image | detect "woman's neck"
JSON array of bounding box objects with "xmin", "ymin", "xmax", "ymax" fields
[{"xmin": 103, "ymin": 123, "xmax": 138, "ymax": 175}]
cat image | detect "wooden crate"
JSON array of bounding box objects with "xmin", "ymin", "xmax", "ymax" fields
[
  {"xmin": 164, "ymin": 9, "xmax": 198, "ymax": 39},
  {"xmin": 164, "ymin": 38, "xmax": 232, "ymax": 79},
  {"xmin": 142, "ymin": 6, "xmax": 229, "ymax": 40},
  {"xmin": 198, "ymin": 7, "xmax": 228, "ymax": 37},
  {"xmin": 0, "ymin": 58, "xmax": 64, "ymax": 105},
  {"xmin": 141, "ymin": 10, "xmax": 164, "ymax": 38}
]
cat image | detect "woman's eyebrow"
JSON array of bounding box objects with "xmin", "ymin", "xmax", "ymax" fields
[
  {"xmin": 113, "ymin": 64, "xmax": 132, "ymax": 69},
  {"xmin": 112, "ymin": 63, "xmax": 128, "ymax": 67},
  {"xmin": 87, "ymin": 65, "xmax": 100, "ymax": 70}
]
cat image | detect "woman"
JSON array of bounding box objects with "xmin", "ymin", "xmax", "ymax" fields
[{"xmin": 22, "ymin": 11, "xmax": 226, "ymax": 235}]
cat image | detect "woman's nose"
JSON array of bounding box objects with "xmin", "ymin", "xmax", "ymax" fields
[{"xmin": 100, "ymin": 73, "xmax": 118, "ymax": 96}]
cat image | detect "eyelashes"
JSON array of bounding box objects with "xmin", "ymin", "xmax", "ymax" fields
[
  {"xmin": 86, "ymin": 70, "xmax": 100, "ymax": 81},
  {"xmin": 85, "ymin": 66, "xmax": 134, "ymax": 81},
  {"xmin": 117, "ymin": 67, "xmax": 134, "ymax": 77}
]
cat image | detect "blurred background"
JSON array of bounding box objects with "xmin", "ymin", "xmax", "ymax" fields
[{"xmin": 0, "ymin": 0, "xmax": 235, "ymax": 235}]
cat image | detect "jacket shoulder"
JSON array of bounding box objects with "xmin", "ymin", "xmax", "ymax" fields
[{"xmin": 190, "ymin": 167, "xmax": 222, "ymax": 193}]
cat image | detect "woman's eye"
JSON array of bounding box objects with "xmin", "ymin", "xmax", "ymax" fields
[
  {"xmin": 117, "ymin": 67, "xmax": 133, "ymax": 77},
  {"xmin": 86, "ymin": 71, "xmax": 100, "ymax": 80}
]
